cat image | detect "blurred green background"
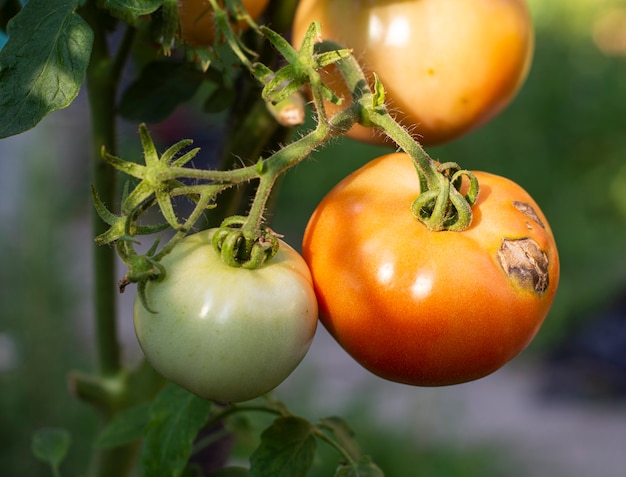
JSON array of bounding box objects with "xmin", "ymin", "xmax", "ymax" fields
[{"xmin": 1, "ymin": 0, "xmax": 626, "ymax": 475}]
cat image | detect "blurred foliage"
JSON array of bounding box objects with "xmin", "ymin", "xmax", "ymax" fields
[
  {"xmin": 0, "ymin": 133, "xmax": 96, "ymax": 475},
  {"xmin": 274, "ymin": 0, "xmax": 626, "ymax": 347},
  {"xmin": 225, "ymin": 401, "xmax": 515, "ymax": 477},
  {"xmin": 308, "ymin": 407, "xmax": 515, "ymax": 477}
]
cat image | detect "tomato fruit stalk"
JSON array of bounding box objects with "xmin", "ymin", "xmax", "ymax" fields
[
  {"xmin": 292, "ymin": 0, "xmax": 534, "ymax": 146},
  {"xmin": 302, "ymin": 153, "xmax": 559, "ymax": 386},
  {"xmin": 134, "ymin": 229, "xmax": 318, "ymax": 402}
]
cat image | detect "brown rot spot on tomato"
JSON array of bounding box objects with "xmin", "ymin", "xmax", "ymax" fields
[
  {"xmin": 498, "ymin": 238, "xmax": 549, "ymax": 293},
  {"xmin": 513, "ymin": 201, "xmax": 545, "ymax": 229}
]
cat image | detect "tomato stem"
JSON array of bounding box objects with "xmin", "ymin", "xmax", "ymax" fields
[
  {"xmin": 80, "ymin": 4, "xmax": 165, "ymax": 477},
  {"xmin": 206, "ymin": 403, "xmax": 286, "ymax": 429},
  {"xmin": 209, "ymin": 110, "xmax": 350, "ymax": 266},
  {"xmin": 317, "ymin": 40, "xmax": 478, "ymax": 231},
  {"xmin": 157, "ymin": 101, "xmax": 349, "ymax": 268},
  {"xmin": 153, "ymin": 189, "xmax": 219, "ymax": 261},
  {"xmin": 83, "ymin": 2, "xmax": 123, "ymax": 381},
  {"xmin": 314, "ymin": 41, "xmax": 440, "ymax": 189},
  {"xmin": 81, "ymin": 3, "xmax": 141, "ymax": 475},
  {"xmin": 314, "ymin": 428, "xmax": 358, "ymax": 466},
  {"xmin": 111, "ymin": 12, "xmax": 480, "ymax": 278}
]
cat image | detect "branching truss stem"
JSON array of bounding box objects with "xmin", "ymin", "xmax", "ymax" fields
[{"xmin": 104, "ymin": 3, "xmax": 478, "ymax": 278}]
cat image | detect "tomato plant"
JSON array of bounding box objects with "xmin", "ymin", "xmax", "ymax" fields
[
  {"xmin": 292, "ymin": 0, "xmax": 534, "ymax": 146},
  {"xmin": 134, "ymin": 229, "xmax": 318, "ymax": 403},
  {"xmin": 0, "ymin": 1, "xmax": 560, "ymax": 476},
  {"xmin": 179, "ymin": 0, "xmax": 270, "ymax": 46},
  {"xmin": 302, "ymin": 153, "xmax": 560, "ymax": 386}
]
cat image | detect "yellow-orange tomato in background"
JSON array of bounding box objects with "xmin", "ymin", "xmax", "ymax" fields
[
  {"xmin": 302, "ymin": 153, "xmax": 559, "ymax": 386},
  {"xmin": 179, "ymin": 0, "xmax": 270, "ymax": 46},
  {"xmin": 292, "ymin": 0, "xmax": 534, "ymax": 146}
]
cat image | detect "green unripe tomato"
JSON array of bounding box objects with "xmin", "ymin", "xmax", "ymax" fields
[{"xmin": 134, "ymin": 229, "xmax": 318, "ymax": 402}]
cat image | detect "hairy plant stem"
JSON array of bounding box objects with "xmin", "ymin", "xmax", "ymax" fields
[
  {"xmin": 314, "ymin": 40, "xmax": 475, "ymax": 230},
  {"xmin": 209, "ymin": 3, "xmax": 296, "ymax": 228},
  {"xmin": 211, "ymin": 96, "xmax": 284, "ymax": 226},
  {"xmin": 146, "ymin": 108, "xmax": 349, "ymax": 263},
  {"xmin": 367, "ymin": 109, "xmax": 440, "ymax": 188},
  {"xmin": 316, "ymin": 41, "xmax": 440, "ymax": 189},
  {"xmin": 240, "ymin": 117, "xmax": 339, "ymax": 235}
]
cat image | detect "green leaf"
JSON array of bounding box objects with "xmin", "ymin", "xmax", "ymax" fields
[
  {"xmin": 249, "ymin": 416, "xmax": 317, "ymax": 477},
  {"xmin": 104, "ymin": 0, "xmax": 163, "ymax": 22},
  {"xmin": 141, "ymin": 383, "xmax": 213, "ymax": 477},
  {"xmin": 96, "ymin": 403, "xmax": 151, "ymax": 448},
  {"xmin": 318, "ymin": 417, "xmax": 361, "ymax": 461},
  {"xmin": 119, "ymin": 61, "xmax": 206, "ymax": 123},
  {"xmin": 208, "ymin": 467, "xmax": 249, "ymax": 477},
  {"xmin": 32, "ymin": 427, "xmax": 71, "ymax": 470},
  {"xmin": 0, "ymin": 0, "xmax": 93, "ymax": 139},
  {"xmin": 204, "ymin": 85, "xmax": 236, "ymax": 113},
  {"xmin": 334, "ymin": 456, "xmax": 385, "ymax": 477}
]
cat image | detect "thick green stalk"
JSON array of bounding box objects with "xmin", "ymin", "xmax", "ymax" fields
[
  {"xmin": 367, "ymin": 109, "xmax": 439, "ymax": 188},
  {"xmin": 317, "ymin": 41, "xmax": 440, "ymax": 188},
  {"xmin": 81, "ymin": 3, "xmax": 142, "ymax": 477},
  {"xmin": 84, "ymin": 3, "xmax": 121, "ymax": 380}
]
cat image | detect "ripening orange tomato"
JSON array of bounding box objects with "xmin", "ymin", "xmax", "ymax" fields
[
  {"xmin": 292, "ymin": 0, "xmax": 534, "ymax": 146},
  {"xmin": 302, "ymin": 153, "xmax": 559, "ymax": 386},
  {"xmin": 179, "ymin": 0, "xmax": 270, "ymax": 47}
]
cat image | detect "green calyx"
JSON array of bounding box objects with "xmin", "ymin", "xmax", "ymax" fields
[
  {"xmin": 260, "ymin": 22, "xmax": 351, "ymax": 110},
  {"xmin": 212, "ymin": 216, "xmax": 280, "ymax": 269},
  {"xmin": 360, "ymin": 108, "xmax": 480, "ymax": 232},
  {"xmin": 411, "ymin": 162, "xmax": 479, "ymax": 232},
  {"xmin": 98, "ymin": 123, "xmax": 201, "ymax": 238}
]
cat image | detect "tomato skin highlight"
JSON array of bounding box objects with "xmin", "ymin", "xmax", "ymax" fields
[
  {"xmin": 302, "ymin": 153, "xmax": 559, "ymax": 386},
  {"xmin": 134, "ymin": 229, "xmax": 318, "ymax": 402},
  {"xmin": 292, "ymin": 0, "xmax": 534, "ymax": 146}
]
